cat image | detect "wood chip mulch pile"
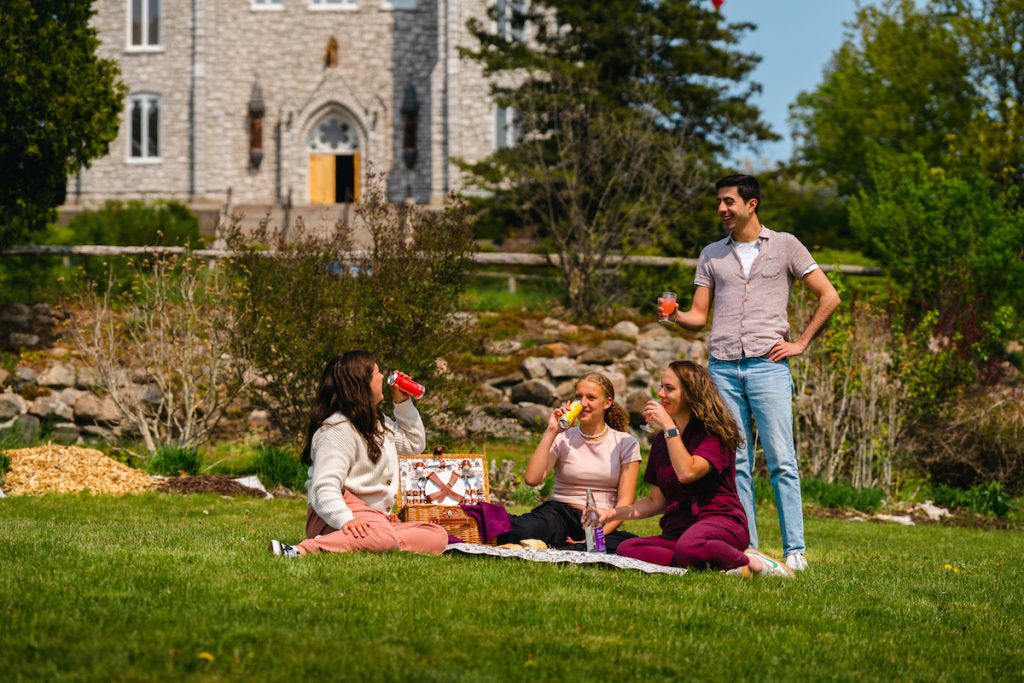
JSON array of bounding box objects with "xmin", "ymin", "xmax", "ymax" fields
[
  {"xmin": 1, "ymin": 444, "xmax": 157, "ymax": 496},
  {"xmin": 155, "ymin": 475, "xmax": 267, "ymax": 498}
]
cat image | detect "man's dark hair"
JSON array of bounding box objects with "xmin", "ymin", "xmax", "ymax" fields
[{"xmin": 715, "ymin": 174, "xmax": 761, "ymax": 210}]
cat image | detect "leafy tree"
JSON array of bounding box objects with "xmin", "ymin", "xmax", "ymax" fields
[
  {"xmin": 0, "ymin": 0, "xmax": 125, "ymax": 248},
  {"xmin": 460, "ymin": 0, "xmax": 776, "ymax": 319}
]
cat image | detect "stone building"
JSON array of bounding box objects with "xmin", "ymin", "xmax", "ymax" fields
[{"xmin": 66, "ymin": 0, "xmax": 515, "ymax": 231}]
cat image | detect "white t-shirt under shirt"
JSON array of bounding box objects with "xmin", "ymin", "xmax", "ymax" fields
[
  {"xmin": 733, "ymin": 236, "xmax": 819, "ymax": 279},
  {"xmin": 549, "ymin": 427, "xmax": 641, "ymax": 510}
]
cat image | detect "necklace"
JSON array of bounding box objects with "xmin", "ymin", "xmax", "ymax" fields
[{"xmin": 579, "ymin": 423, "xmax": 609, "ymax": 440}]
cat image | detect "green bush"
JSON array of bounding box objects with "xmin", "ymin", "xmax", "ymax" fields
[
  {"xmin": 933, "ymin": 481, "xmax": 1012, "ymax": 518},
  {"xmin": 509, "ymin": 482, "xmax": 543, "ymax": 508},
  {"xmin": 253, "ymin": 445, "xmax": 307, "ymax": 491},
  {"xmin": 802, "ymin": 478, "xmax": 884, "ymax": 513},
  {"xmin": 225, "ymin": 179, "xmax": 477, "ymax": 441},
  {"xmin": 146, "ymin": 446, "xmax": 203, "ymax": 477}
]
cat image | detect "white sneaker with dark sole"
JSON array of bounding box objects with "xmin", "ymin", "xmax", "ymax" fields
[
  {"xmin": 269, "ymin": 539, "xmax": 301, "ymax": 558},
  {"xmin": 785, "ymin": 552, "xmax": 809, "ymax": 572},
  {"xmin": 745, "ymin": 549, "xmax": 795, "ymax": 578}
]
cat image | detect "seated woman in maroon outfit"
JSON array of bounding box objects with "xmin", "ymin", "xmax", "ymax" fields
[{"xmin": 596, "ymin": 361, "xmax": 793, "ymax": 577}]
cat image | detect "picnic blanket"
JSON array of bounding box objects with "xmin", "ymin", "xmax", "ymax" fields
[{"xmin": 444, "ymin": 542, "xmax": 688, "ymax": 576}]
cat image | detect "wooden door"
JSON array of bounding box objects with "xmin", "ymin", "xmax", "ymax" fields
[{"xmin": 309, "ymin": 154, "xmax": 336, "ymax": 204}]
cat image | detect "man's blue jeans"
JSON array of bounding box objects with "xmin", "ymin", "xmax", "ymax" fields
[{"xmin": 708, "ymin": 356, "xmax": 805, "ymax": 555}]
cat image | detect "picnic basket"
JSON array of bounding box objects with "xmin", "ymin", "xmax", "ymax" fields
[{"xmin": 396, "ymin": 450, "xmax": 494, "ymax": 545}]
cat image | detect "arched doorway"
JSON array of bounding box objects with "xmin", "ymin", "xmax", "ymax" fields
[{"xmin": 307, "ymin": 110, "xmax": 360, "ymax": 204}]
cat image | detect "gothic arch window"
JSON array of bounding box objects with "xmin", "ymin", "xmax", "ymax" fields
[{"xmin": 307, "ymin": 112, "xmax": 359, "ymax": 154}]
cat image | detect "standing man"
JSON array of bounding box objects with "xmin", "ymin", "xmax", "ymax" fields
[{"xmin": 665, "ymin": 174, "xmax": 840, "ymax": 571}]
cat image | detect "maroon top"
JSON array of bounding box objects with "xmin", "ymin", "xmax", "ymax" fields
[{"xmin": 643, "ymin": 419, "xmax": 748, "ymax": 538}]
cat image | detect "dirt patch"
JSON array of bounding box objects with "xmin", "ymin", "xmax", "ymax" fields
[
  {"xmin": 156, "ymin": 475, "xmax": 267, "ymax": 498},
  {"xmin": 1, "ymin": 444, "xmax": 157, "ymax": 496}
]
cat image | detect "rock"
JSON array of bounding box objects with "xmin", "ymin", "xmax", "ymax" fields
[
  {"xmin": 626, "ymin": 389, "xmax": 654, "ymax": 426},
  {"xmin": 483, "ymin": 339, "xmax": 522, "ymax": 355},
  {"xmin": 75, "ymin": 366, "xmax": 98, "ymax": 389},
  {"xmin": 914, "ymin": 501, "xmax": 951, "ymax": 522},
  {"xmin": 475, "ymin": 382, "xmax": 505, "ymax": 404},
  {"xmin": 871, "ymin": 514, "xmax": 915, "ymax": 526},
  {"xmin": 50, "ymin": 422, "xmax": 81, "ymax": 444},
  {"xmin": 10, "ymin": 333, "xmax": 40, "ymax": 347},
  {"xmin": 247, "ymin": 409, "xmax": 272, "ymax": 430},
  {"xmin": 73, "ymin": 393, "xmax": 122, "ymax": 425},
  {"xmin": 578, "ymin": 339, "xmax": 634, "ymax": 365},
  {"xmin": 638, "ymin": 322, "xmax": 673, "ymax": 338},
  {"xmin": 81, "ymin": 424, "xmax": 114, "ymax": 439},
  {"xmin": 628, "ymin": 369, "xmax": 653, "ymax": 388},
  {"xmin": 31, "ymin": 303, "xmax": 54, "ymax": 318},
  {"xmin": 487, "ymin": 371, "xmax": 524, "ymax": 388},
  {"xmin": 512, "ymin": 402, "xmax": 551, "ymax": 430},
  {"xmin": 638, "ymin": 335, "xmax": 690, "ymax": 354},
  {"xmin": 13, "ymin": 414, "xmax": 41, "ymax": 442},
  {"xmin": 0, "ymin": 392, "xmax": 27, "ymax": 420},
  {"xmin": 510, "ymin": 379, "xmax": 558, "ymax": 405},
  {"xmin": 520, "ymin": 357, "xmax": 548, "ymax": 380},
  {"xmin": 38, "ymin": 362, "xmax": 76, "ymax": 388},
  {"xmin": 15, "ymin": 366, "xmax": 37, "ymax": 385},
  {"xmin": 540, "ymin": 342, "xmax": 571, "ymax": 357},
  {"xmin": 29, "ymin": 394, "xmax": 75, "ymax": 421},
  {"xmin": 132, "ymin": 384, "xmax": 163, "ymax": 406},
  {"xmin": 610, "ymin": 321, "xmax": 640, "ymax": 338},
  {"xmin": 57, "ymin": 387, "xmax": 86, "ymax": 406},
  {"xmin": 542, "ymin": 356, "xmax": 581, "ymax": 380},
  {"xmin": 0, "ymin": 368, "xmax": 8, "ymax": 387},
  {"xmin": 554, "ymin": 379, "xmax": 577, "ymax": 398},
  {"xmin": 604, "ymin": 370, "xmax": 628, "ymax": 397},
  {"xmin": 483, "ymin": 401, "xmax": 517, "ymax": 417},
  {"xmin": 130, "ymin": 367, "xmax": 154, "ymax": 384}
]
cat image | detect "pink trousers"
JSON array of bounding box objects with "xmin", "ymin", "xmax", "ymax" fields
[{"xmin": 298, "ymin": 491, "xmax": 448, "ymax": 555}]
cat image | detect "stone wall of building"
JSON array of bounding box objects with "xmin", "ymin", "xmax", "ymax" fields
[{"xmin": 67, "ymin": 0, "xmax": 499, "ymax": 211}]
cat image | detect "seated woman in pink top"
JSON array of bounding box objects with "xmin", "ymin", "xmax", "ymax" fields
[
  {"xmin": 595, "ymin": 361, "xmax": 793, "ymax": 577},
  {"xmin": 496, "ymin": 372, "xmax": 641, "ymax": 553},
  {"xmin": 269, "ymin": 350, "xmax": 448, "ymax": 558}
]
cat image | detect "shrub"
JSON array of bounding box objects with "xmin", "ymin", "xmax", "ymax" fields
[
  {"xmin": 933, "ymin": 482, "xmax": 1012, "ymax": 518},
  {"xmin": 146, "ymin": 446, "xmax": 203, "ymax": 476},
  {"xmin": 253, "ymin": 445, "xmax": 307, "ymax": 491},
  {"xmin": 225, "ymin": 178, "xmax": 477, "ymax": 441},
  {"xmin": 802, "ymin": 478, "xmax": 884, "ymax": 513}
]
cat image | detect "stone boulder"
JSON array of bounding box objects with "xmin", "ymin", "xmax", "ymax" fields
[
  {"xmin": 610, "ymin": 320, "xmax": 640, "ymax": 338},
  {"xmin": 0, "ymin": 392, "xmax": 27, "ymax": 420},
  {"xmin": 0, "ymin": 368, "xmax": 8, "ymax": 388},
  {"xmin": 519, "ymin": 356, "xmax": 548, "ymax": 380},
  {"xmin": 578, "ymin": 339, "xmax": 634, "ymax": 364},
  {"xmin": 512, "ymin": 402, "xmax": 551, "ymax": 430},
  {"xmin": 74, "ymin": 393, "xmax": 122, "ymax": 425},
  {"xmin": 75, "ymin": 366, "xmax": 98, "ymax": 389},
  {"xmin": 486, "ymin": 371, "xmax": 524, "ymax": 388},
  {"xmin": 38, "ymin": 362, "xmax": 76, "ymax": 389},
  {"xmin": 29, "ymin": 394, "xmax": 75, "ymax": 421},
  {"xmin": 483, "ymin": 339, "xmax": 522, "ymax": 355},
  {"xmin": 50, "ymin": 422, "xmax": 81, "ymax": 444},
  {"xmin": 542, "ymin": 356, "xmax": 581, "ymax": 380},
  {"xmin": 510, "ymin": 379, "xmax": 558, "ymax": 405},
  {"xmin": 14, "ymin": 365, "xmax": 37, "ymax": 386}
]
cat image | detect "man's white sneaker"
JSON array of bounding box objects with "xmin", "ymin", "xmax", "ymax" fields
[
  {"xmin": 269, "ymin": 539, "xmax": 301, "ymax": 558},
  {"xmin": 785, "ymin": 552, "xmax": 808, "ymax": 572},
  {"xmin": 745, "ymin": 549, "xmax": 795, "ymax": 578}
]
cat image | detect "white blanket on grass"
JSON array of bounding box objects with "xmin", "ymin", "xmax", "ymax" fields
[{"xmin": 444, "ymin": 543, "xmax": 688, "ymax": 576}]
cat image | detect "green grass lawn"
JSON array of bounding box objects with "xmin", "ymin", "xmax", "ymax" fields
[{"xmin": 2, "ymin": 494, "xmax": 1022, "ymax": 681}]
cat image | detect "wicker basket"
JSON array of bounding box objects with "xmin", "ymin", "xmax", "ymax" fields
[
  {"xmin": 396, "ymin": 453, "xmax": 494, "ymax": 545},
  {"xmin": 399, "ymin": 504, "xmax": 492, "ymax": 545}
]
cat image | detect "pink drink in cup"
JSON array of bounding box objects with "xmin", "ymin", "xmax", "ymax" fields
[
  {"xmin": 387, "ymin": 370, "xmax": 426, "ymax": 399},
  {"xmin": 658, "ymin": 291, "xmax": 677, "ymax": 325}
]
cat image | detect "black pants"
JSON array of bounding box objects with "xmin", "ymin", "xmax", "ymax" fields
[{"xmin": 496, "ymin": 500, "xmax": 636, "ymax": 553}]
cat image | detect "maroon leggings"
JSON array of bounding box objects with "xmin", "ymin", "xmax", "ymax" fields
[{"xmin": 616, "ymin": 515, "xmax": 750, "ymax": 570}]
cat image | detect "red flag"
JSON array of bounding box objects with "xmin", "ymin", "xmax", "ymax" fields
[{"xmin": 711, "ymin": 0, "xmax": 725, "ymax": 11}]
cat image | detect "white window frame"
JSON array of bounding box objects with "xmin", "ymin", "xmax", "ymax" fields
[
  {"xmin": 495, "ymin": 105, "xmax": 516, "ymax": 150},
  {"xmin": 126, "ymin": 0, "xmax": 163, "ymax": 51},
  {"xmin": 127, "ymin": 94, "xmax": 162, "ymax": 163},
  {"xmin": 309, "ymin": 0, "xmax": 358, "ymax": 11},
  {"xmin": 252, "ymin": 0, "xmax": 284, "ymax": 10},
  {"xmin": 380, "ymin": 0, "xmax": 415, "ymax": 9},
  {"xmin": 493, "ymin": 0, "xmax": 527, "ymax": 43}
]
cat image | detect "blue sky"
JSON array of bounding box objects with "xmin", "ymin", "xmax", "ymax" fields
[{"xmin": 720, "ymin": 0, "xmax": 863, "ymax": 167}]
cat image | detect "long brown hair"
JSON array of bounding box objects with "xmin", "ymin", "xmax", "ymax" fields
[
  {"xmin": 667, "ymin": 361, "xmax": 742, "ymax": 452},
  {"xmin": 301, "ymin": 350, "xmax": 385, "ymax": 466},
  {"xmin": 577, "ymin": 372, "xmax": 629, "ymax": 432}
]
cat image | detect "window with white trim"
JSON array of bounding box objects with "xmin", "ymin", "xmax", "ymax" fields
[
  {"xmin": 310, "ymin": 0, "xmax": 357, "ymax": 9},
  {"xmin": 252, "ymin": 0, "xmax": 283, "ymax": 8},
  {"xmin": 495, "ymin": 105, "xmax": 516, "ymax": 149},
  {"xmin": 129, "ymin": 0, "xmax": 161, "ymax": 47},
  {"xmin": 129, "ymin": 94, "xmax": 160, "ymax": 160},
  {"xmin": 496, "ymin": 0, "xmax": 526, "ymax": 42}
]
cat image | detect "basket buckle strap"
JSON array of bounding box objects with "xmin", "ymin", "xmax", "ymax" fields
[{"xmin": 426, "ymin": 470, "xmax": 464, "ymax": 503}]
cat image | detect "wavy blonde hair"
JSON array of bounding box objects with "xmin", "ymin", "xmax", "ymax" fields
[
  {"xmin": 577, "ymin": 372, "xmax": 629, "ymax": 432},
  {"xmin": 668, "ymin": 361, "xmax": 742, "ymax": 452}
]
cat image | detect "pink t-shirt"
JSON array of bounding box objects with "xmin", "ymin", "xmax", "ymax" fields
[{"xmin": 549, "ymin": 427, "xmax": 641, "ymax": 509}]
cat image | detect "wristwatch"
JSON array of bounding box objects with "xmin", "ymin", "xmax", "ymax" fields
[{"xmin": 664, "ymin": 427, "xmax": 680, "ymax": 439}]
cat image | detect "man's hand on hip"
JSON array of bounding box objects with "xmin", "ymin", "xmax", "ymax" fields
[{"xmin": 767, "ymin": 339, "xmax": 807, "ymax": 361}]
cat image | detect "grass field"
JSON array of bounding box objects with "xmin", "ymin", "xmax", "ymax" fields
[{"xmin": 2, "ymin": 493, "xmax": 1022, "ymax": 681}]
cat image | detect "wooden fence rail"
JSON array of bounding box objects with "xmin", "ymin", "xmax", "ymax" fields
[{"xmin": 1, "ymin": 244, "xmax": 884, "ymax": 276}]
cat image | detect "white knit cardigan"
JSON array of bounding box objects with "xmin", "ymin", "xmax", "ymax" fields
[{"xmin": 306, "ymin": 399, "xmax": 425, "ymax": 530}]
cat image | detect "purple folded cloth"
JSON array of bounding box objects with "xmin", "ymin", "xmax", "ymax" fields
[
  {"xmin": 458, "ymin": 502, "xmax": 512, "ymax": 541},
  {"xmin": 447, "ymin": 535, "xmax": 464, "ymax": 545}
]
